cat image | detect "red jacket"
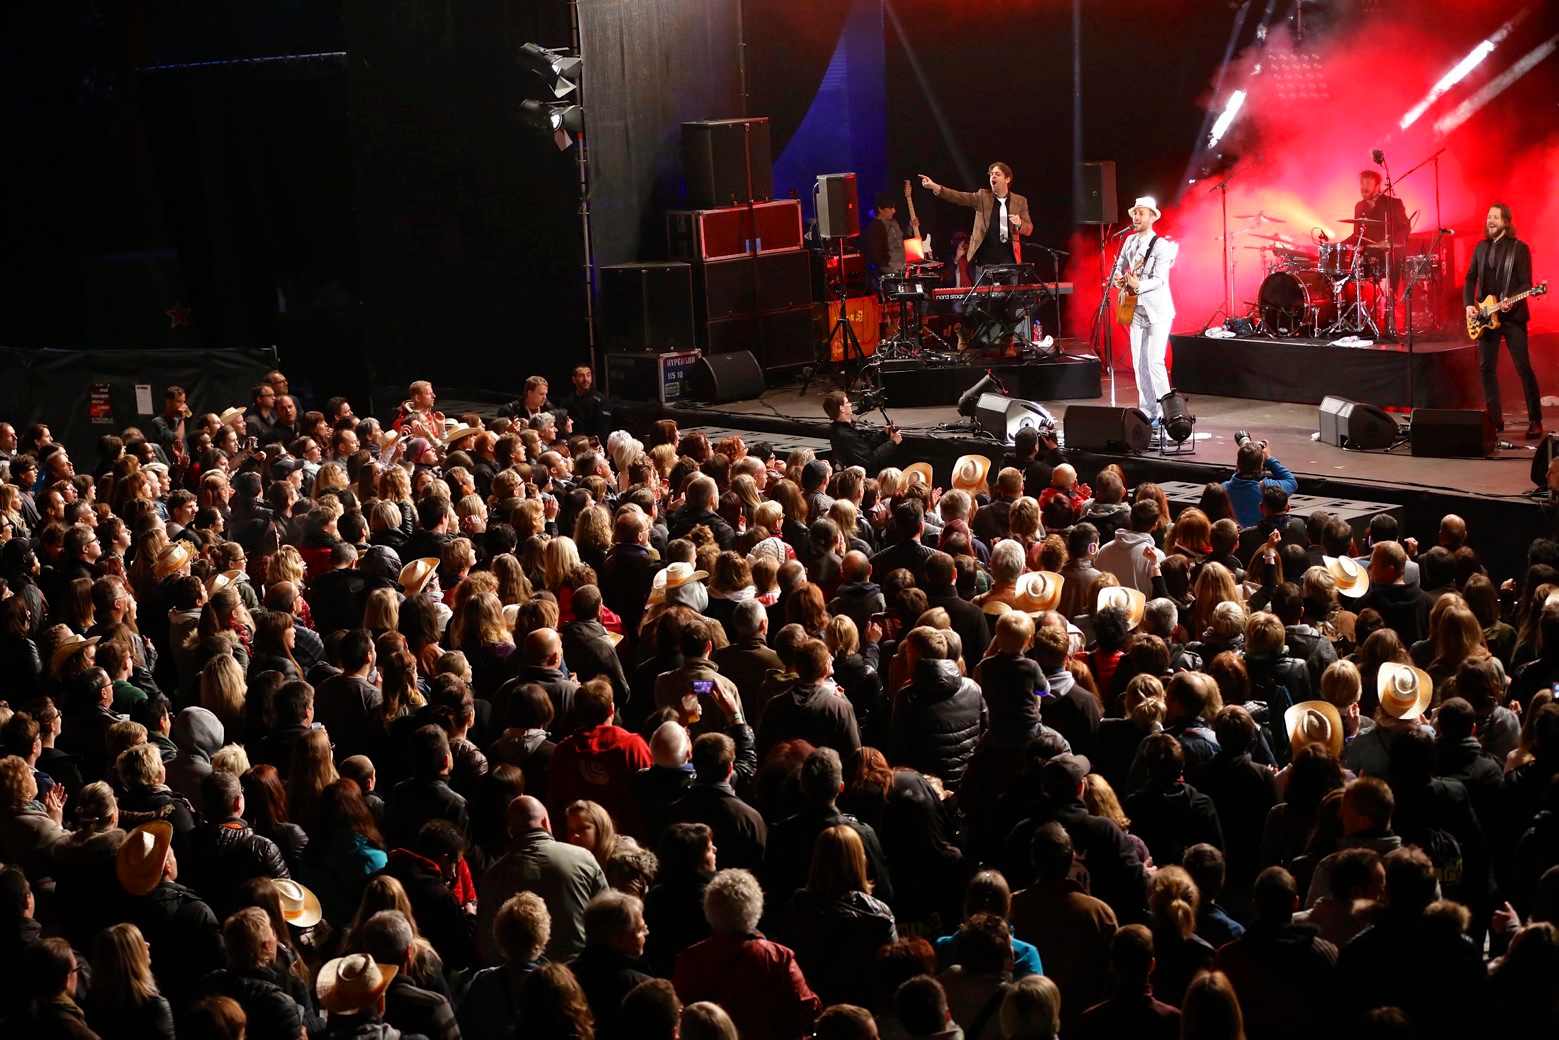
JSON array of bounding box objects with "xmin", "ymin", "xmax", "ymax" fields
[
  {"xmin": 673, "ymin": 933, "xmax": 821, "ymax": 1040},
  {"xmin": 546, "ymin": 724, "xmax": 652, "ymax": 833}
]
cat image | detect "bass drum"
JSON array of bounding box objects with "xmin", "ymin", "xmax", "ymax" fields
[{"xmin": 1258, "ymin": 270, "xmax": 1335, "ymax": 336}]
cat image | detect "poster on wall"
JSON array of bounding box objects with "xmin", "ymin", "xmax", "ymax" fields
[{"xmin": 89, "ymin": 382, "xmax": 114, "ymax": 425}]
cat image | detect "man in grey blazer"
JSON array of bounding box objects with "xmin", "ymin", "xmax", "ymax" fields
[
  {"xmin": 920, "ymin": 162, "xmax": 1036, "ymax": 345},
  {"xmin": 1113, "ymin": 196, "xmax": 1179, "ymax": 429}
]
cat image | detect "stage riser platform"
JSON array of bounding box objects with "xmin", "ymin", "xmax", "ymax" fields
[
  {"xmin": 1169, "ymin": 334, "xmax": 1480, "ymax": 409},
  {"xmin": 877, "ymin": 356, "xmax": 1102, "ymax": 408}
]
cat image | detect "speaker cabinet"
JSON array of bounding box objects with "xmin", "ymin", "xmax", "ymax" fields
[
  {"xmin": 816, "ymin": 172, "xmax": 860, "ymax": 239},
  {"xmin": 691, "ymin": 350, "xmax": 766, "ymax": 403},
  {"xmin": 695, "ymin": 249, "xmax": 813, "ymax": 329},
  {"xmin": 974, "ymin": 393, "xmax": 1055, "ymax": 442},
  {"xmin": 1078, "ymin": 161, "xmax": 1118, "ymax": 225},
  {"xmin": 667, "ymin": 200, "xmax": 804, "ymax": 261},
  {"xmin": 759, "ymin": 306, "xmax": 816, "ymax": 370},
  {"xmin": 682, "ymin": 118, "xmax": 772, "ymax": 209},
  {"xmin": 1064, "ymin": 405, "xmax": 1151, "ymax": 452},
  {"xmin": 1533, "ymin": 433, "xmax": 1559, "ymax": 488},
  {"xmin": 599, "ymin": 262, "xmax": 695, "ymax": 353},
  {"xmin": 1411, "ymin": 408, "xmax": 1496, "ymax": 458},
  {"xmin": 1319, "ymin": 396, "xmax": 1398, "ymax": 450}
]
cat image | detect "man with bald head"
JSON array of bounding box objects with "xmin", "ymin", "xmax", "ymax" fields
[
  {"xmin": 828, "ymin": 551, "xmax": 886, "ymax": 634},
  {"xmin": 477, "ymin": 794, "xmax": 607, "ymax": 964},
  {"xmin": 506, "ymin": 628, "xmax": 579, "ymax": 738},
  {"xmin": 1438, "ymin": 514, "xmax": 1467, "ymax": 551}
]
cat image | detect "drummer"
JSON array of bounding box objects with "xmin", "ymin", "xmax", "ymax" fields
[{"xmin": 1343, "ymin": 169, "xmax": 1410, "ymax": 253}]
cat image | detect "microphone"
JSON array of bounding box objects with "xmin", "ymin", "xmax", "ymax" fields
[
  {"xmin": 1110, "ymin": 226, "xmax": 1134, "ymax": 238},
  {"xmin": 1371, "ymin": 149, "xmax": 1386, "ymax": 166},
  {"xmin": 1438, "ymin": 227, "xmax": 1456, "ymax": 235}
]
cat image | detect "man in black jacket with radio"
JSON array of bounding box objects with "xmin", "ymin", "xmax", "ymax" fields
[
  {"xmin": 824, "ymin": 390, "xmax": 901, "ymax": 470},
  {"xmin": 1464, "ymin": 202, "xmax": 1542, "ymax": 439}
]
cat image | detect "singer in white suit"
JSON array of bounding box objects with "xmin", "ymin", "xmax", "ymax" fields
[{"xmin": 1113, "ymin": 196, "xmax": 1178, "ymax": 425}]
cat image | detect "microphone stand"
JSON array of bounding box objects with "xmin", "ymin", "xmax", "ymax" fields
[
  {"xmin": 1395, "ymin": 146, "xmax": 1448, "ymax": 327},
  {"xmin": 1204, "ymin": 157, "xmax": 1260, "ymax": 329},
  {"xmin": 1020, "ymin": 238, "xmax": 1070, "ymax": 358},
  {"xmin": 1090, "ymin": 230, "xmax": 1130, "ymax": 408}
]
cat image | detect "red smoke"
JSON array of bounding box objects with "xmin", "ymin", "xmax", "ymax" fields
[{"xmin": 1066, "ymin": 0, "xmax": 1559, "ymax": 344}]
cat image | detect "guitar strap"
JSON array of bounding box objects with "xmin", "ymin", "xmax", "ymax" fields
[
  {"xmin": 1134, "ymin": 235, "xmax": 1159, "ymax": 289},
  {"xmin": 1498, "ymin": 238, "xmax": 1519, "ymax": 299}
]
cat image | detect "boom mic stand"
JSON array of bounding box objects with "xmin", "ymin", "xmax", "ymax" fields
[{"xmin": 1202, "ymin": 157, "xmax": 1260, "ymax": 329}]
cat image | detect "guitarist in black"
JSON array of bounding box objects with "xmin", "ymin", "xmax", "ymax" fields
[{"xmin": 1463, "ymin": 203, "xmax": 1542, "ymax": 439}]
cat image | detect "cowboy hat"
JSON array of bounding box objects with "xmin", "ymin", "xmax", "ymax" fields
[
  {"xmin": 217, "ymin": 406, "xmax": 246, "ymax": 428},
  {"xmin": 116, "ymin": 820, "xmax": 173, "ymax": 897},
  {"xmin": 1285, "ymin": 700, "xmax": 1345, "ymax": 759},
  {"xmin": 398, "ymin": 557, "xmax": 441, "ymax": 597},
  {"xmin": 903, "ymin": 462, "xmax": 934, "ymax": 487},
  {"xmin": 317, "ymin": 953, "xmax": 399, "ymax": 1016},
  {"xmin": 1323, "ymin": 555, "xmax": 1370, "ymax": 599},
  {"xmin": 1096, "ymin": 585, "xmax": 1147, "ymax": 628},
  {"xmin": 501, "ymin": 603, "xmax": 520, "ymax": 630},
  {"xmin": 951, "ymin": 454, "xmax": 992, "ymax": 495},
  {"xmin": 441, "ymin": 423, "xmax": 480, "ymax": 449},
  {"xmin": 154, "ymin": 540, "xmax": 194, "ymax": 579},
  {"xmin": 652, "ymin": 562, "xmax": 708, "ymax": 593},
  {"xmin": 1014, "ymin": 571, "xmax": 1065, "ymax": 615},
  {"xmin": 1129, "ymin": 195, "xmax": 1162, "ymax": 220},
  {"xmin": 1378, "ymin": 662, "xmax": 1432, "ymax": 720},
  {"xmin": 50, "ymin": 634, "xmax": 100, "ymax": 674},
  {"xmin": 205, "ymin": 568, "xmax": 246, "ymax": 596},
  {"xmin": 980, "ymin": 597, "xmax": 1015, "ymax": 616},
  {"xmin": 274, "ymin": 878, "xmax": 323, "ymax": 929}
]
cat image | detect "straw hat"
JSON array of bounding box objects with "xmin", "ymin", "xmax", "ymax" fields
[
  {"xmin": 980, "ymin": 599, "xmax": 1014, "ymax": 617},
  {"xmin": 116, "ymin": 820, "xmax": 173, "ymax": 896},
  {"xmin": 274, "ymin": 879, "xmax": 323, "ymax": 928},
  {"xmin": 1096, "ymin": 585, "xmax": 1147, "ymax": 628},
  {"xmin": 217, "ymin": 407, "xmax": 246, "ymax": 428},
  {"xmin": 904, "ymin": 462, "xmax": 934, "ymax": 487},
  {"xmin": 399, "ymin": 558, "xmax": 441, "ymax": 597},
  {"xmin": 502, "ymin": 603, "xmax": 520, "ymax": 630},
  {"xmin": 1323, "ymin": 555, "xmax": 1370, "ymax": 599},
  {"xmin": 1129, "ymin": 195, "xmax": 1162, "ymax": 220},
  {"xmin": 317, "ymin": 953, "xmax": 399, "ymax": 1016},
  {"xmin": 1285, "ymin": 700, "xmax": 1344, "ymax": 759},
  {"xmin": 653, "ymin": 562, "xmax": 708, "ymax": 593},
  {"xmin": 441, "ymin": 423, "xmax": 480, "ymax": 450},
  {"xmin": 951, "ymin": 454, "xmax": 992, "ymax": 495},
  {"xmin": 1014, "ymin": 571, "xmax": 1065, "ymax": 615},
  {"xmin": 154, "ymin": 541, "xmax": 194, "ymax": 579},
  {"xmin": 1378, "ymin": 662, "xmax": 1432, "ymax": 720},
  {"xmin": 205, "ymin": 569, "xmax": 245, "ymax": 595},
  {"xmin": 51, "ymin": 634, "xmax": 100, "ymax": 674}
]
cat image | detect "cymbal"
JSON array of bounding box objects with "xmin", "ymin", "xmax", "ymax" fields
[
  {"xmin": 1233, "ymin": 211, "xmax": 1287, "ymax": 223},
  {"xmin": 1338, "ymin": 217, "xmax": 1384, "ymax": 224},
  {"xmin": 1251, "ymin": 233, "xmax": 1300, "ymax": 245}
]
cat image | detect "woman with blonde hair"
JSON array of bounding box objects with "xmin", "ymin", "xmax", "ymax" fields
[
  {"xmin": 563, "ymin": 800, "xmax": 619, "ymax": 867},
  {"xmin": 199, "ymin": 653, "xmax": 248, "ymax": 734},
  {"xmin": 286, "ymin": 727, "xmax": 338, "ymax": 834},
  {"xmin": 784, "ymin": 824, "xmax": 896, "ymax": 1007},
  {"xmin": 312, "ymin": 461, "xmax": 350, "ymax": 500},
  {"xmin": 1008, "ymin": 496, "xmax": 1042, "ymax": 548},
  {"xmin": 769, "ymin": 479, "xmax": 809, "ymax": 545},
  {"xmin": 573, "ymin": 505, "xmax": 613, "ymax": 574},
  {"xmin": 999, "ymin": 974, "xmax": 1061, "ymax": 1040},
  {"xmin": 1191, "ymin": 563, "xmax": 1242, "ymax": 639},
  {"xmin": 1083, "ymin": 773, "xmax": 1154, "ymax": 870},
  {"xmin": 456, "ymin": 591, "xmax": 517, "ymax": 700},
  {"xmin": 542, "ymin": 536, "xmax": 584, "ymax": 596},
  {"xmin": 0, "ymin": 483, "xmax": 29, "ymax": 540},
  {"xmin": 116, "ymin": 743, "xmax": 196, "ymax": 837},
  {"xmin": 1147, "ymin": 866, "xmax": 1215, "ymax": 1007},
  {"xmin": 85, "ymin": 922, "xmax": 174, "ymax": 1039},
  {"xmin": 876, "ymin": 467, "xmax": 904, "ymax": 498},
  {"xmin": 826, "ymin": 615, "xmax": 886, "ymax": 750},
  {"xmin": 363, "ymin": 586, "xmax": 401, "ymax": 639},
  {"xmin": 727, "ymin": 472, "xmax": 764, "ymax": 529},
  {"xmin": 1180, "ymin": 970, "xmax": 1246, "ymax": 1040}
]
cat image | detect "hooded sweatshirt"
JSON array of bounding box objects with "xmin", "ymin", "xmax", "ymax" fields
[
  {"xmin": 547, "ymin": 723, "xmax": 652, "ymax": 833},
  {"xmin": 1094, "ymin": 529, "xmax": 1165, "ymax": 595},
  {"xmin": 167, "ymin": 706, "xmax": 224, "ymax": 802}
]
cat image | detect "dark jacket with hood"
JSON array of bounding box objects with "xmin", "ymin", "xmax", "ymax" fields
[
  {"xmin": 782, "ymin": 888, "xmax": 897, "ymax": 1007},
  {"xmin": 1122, "ymin": 781, "xmax": 1225, "ymax": 870},
  {"xmin": 757, "ymin": 682, "xmax": 862, "ymax": 761},
  {"xmin": 1213, "ymin": 920, "xmax": 1338, "ymax": 1040},
  {"xmin": 889, "ymin": 658, "xmax": 986, "ymax": 790},
  {"xmin": 828, "ymin": 580, "xmax": 886, "ymax": 634}
]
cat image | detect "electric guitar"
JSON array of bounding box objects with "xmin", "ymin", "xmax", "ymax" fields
[
  {"xmin": 1467, "ymin": 280, "xmax": 1548, "ymax": 340},
  {"xmin": 902, "ymin": 179, "xmax": 925, "ymax": 260}
]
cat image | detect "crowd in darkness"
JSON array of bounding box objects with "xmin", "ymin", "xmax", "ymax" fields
[{"xmin": 3, "ymin": 366, "xmax": 1559, "ymax": 1040}]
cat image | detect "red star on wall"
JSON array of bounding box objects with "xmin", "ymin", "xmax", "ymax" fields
[{"xmin": 166, "ymin": 302, "xmax": 191, "ymax": 328}]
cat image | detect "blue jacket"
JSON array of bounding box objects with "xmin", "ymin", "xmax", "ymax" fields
[{"xmin": 1222, "ymin": 458, "xmax": 1298, "ymax": 527}]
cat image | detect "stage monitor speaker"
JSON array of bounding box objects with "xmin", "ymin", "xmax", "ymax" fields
[
  {"xmin": 1065, "ymin": 404, "xmax": 1151, "ymax": 452},
  {"xmin": 600, "ymin": 262, "xmax": 695, "ymax": 353},
  {"xmin": 691, "ymin": 350, "xmax": 766, "ymax": 403},
  {"xmin": 816, "ymin": 172, "xmax": 859, "ymax": 239},
  {"xmin": 1532, "ymin": 433, "xmax": 1559, "ymax": 488},
  {"xmin": 1078, "ymin": 161, "xmax": 1118, "ymax": 225},
  {"xmin": 1318, "ymin": 396, "xmax": 1397, "ymax": 450},
  {"xmin": 973, "ymin": 393, "xmax": 1055, "ymax": 442},
  {"xmin": 683, "ymin": 118, "xmax": 772, "ymax": 209},
  {"xmin": 1411, "ymin": 408, "xmax": 1495, "ymax": 458}
]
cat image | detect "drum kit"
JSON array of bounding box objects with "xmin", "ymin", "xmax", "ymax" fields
[{"xmin": 1225, "ymin": 213, "xmax": 1444, "ymax": 340}]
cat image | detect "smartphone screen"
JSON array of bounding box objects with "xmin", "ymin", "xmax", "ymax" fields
[{"xmin": 691, "ymin": 679, "xmax": 715, "ymax": 696}]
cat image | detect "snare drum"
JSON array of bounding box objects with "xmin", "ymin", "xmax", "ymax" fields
[{"xmin": 1258, "ymin": 270, "xmax": 1336, "ymax": 336}]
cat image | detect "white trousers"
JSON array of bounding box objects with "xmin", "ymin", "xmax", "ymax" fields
[{"xmin": 1131, "ymin": 317, "xmax": 1172, "ymax": 419}]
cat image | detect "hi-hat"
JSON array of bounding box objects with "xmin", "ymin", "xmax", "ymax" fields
[{"xmin": 1338, "ymin": 217, "xmax": 1384, "ymax": 224}]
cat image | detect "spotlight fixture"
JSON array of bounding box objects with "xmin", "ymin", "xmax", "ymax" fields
[
  {"xmin": 1158, "ymin": 390, "xmax": 1197, "ymax": 451},
  {"xmin": 956, "ymin": 374, "xmax": 1000, "ymax": 418},
  {"xmin": 520, "ymin": 100, "xmax": 585, "ymax": 150},
  {"xmin": 518, "ymin": 43, "xmax": 582, "ymax": 99}
]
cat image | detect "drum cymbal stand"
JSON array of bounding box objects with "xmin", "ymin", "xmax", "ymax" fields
[{"xmin": 1325, "ymin": 243, "xmax": 1379, "ymax": 339}]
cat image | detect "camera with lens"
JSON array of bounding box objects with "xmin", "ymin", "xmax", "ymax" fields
[{"xmin": 1234, "ymin": 430, "xmax": 1267, "ymax": 451}]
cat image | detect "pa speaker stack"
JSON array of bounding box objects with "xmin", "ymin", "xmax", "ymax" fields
[
  {"xmin": 1410, "ymin": 408, "xmax": 1496, "ymax": 458},
  {"xmin": 1317, "ymin": 396, "xmax": 1398, "ymax": 450}
]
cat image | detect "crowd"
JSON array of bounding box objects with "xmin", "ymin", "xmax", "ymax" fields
[{"xmin": 1, "ymin": 366, "xmax": 1558, "ymax": 1040}]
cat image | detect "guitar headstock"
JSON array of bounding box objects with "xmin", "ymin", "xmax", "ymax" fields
[
  {"xmin": 1535, "ymin": 280, "xmax": 1550, "ymax": 297},
  {"xmin": 903, "ymin": 179, "xmax": 912, "ymax": 199}
]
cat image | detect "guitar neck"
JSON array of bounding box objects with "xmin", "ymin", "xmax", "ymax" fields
[{"xmin": 903, "ymin": 183, "xmax": 918, "ymax": 226}]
